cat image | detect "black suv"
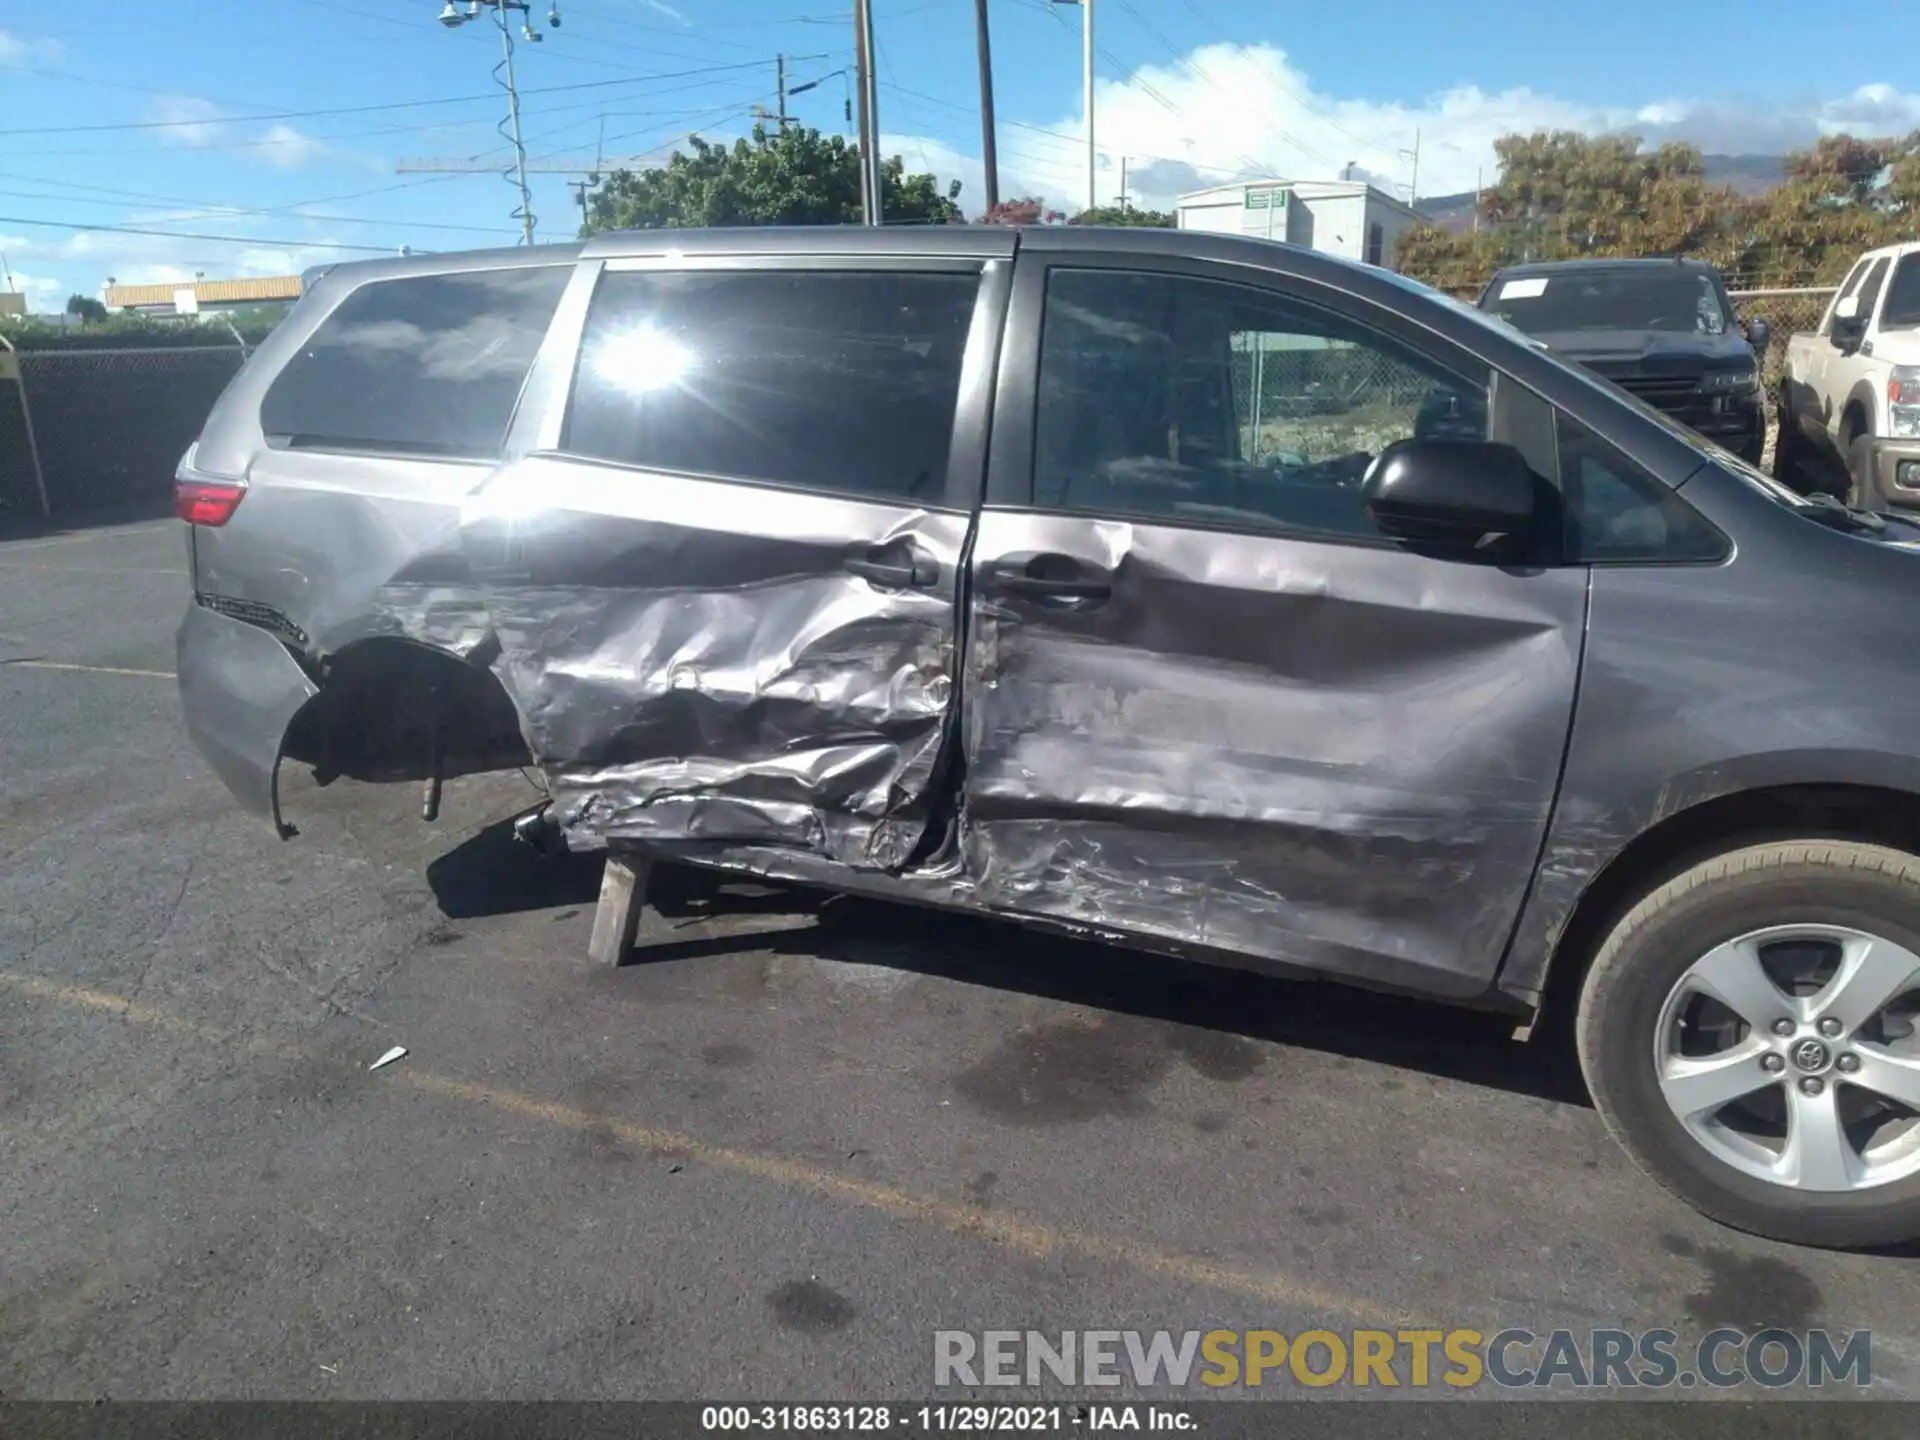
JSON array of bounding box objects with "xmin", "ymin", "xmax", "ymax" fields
[{"xmin": 1478, "ymin": 258, "xmax": 1768, "ymax": 464}]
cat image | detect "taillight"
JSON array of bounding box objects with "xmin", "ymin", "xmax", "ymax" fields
[
  {"xmin": 174, "ymin": 442, "xmax": 246, "ymax": 525},
  {"xmin": 174, "ymin": 478, "xmax": 246, "ymax": 526}
]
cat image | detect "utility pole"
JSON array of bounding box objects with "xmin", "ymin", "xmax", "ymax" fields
[
  {"xmin": 1118, "ymin": 156, "xmax": 1127, "ymax": 210},
  {"xmin": 974, "ymin": 0, "xmax": 999, "ymax": 213},
  {"xmin": 1404, "ymin": 128, "xmax": 1421, "ymax": 207},
  {"xmin": 435, "ymin": 0, "xmax": 560, "ymax": 246},
  {"xmin": 777, "ymin": 54, "xmax": 788, "ymax": 128},
  {"xmin": 1081, "ymin": 0, "xmax": 1094, "ymax": 214},
  {"xmin": 1049, "ymin": 0, "xmax": 1093, "ymax": 212},
  {"xmin": 853, "ymin": 0, "xmax": 879, "ymax": 224}
]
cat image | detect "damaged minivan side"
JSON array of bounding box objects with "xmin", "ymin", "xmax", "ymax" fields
[{"xmin": 179, "ymin": 225, "xmax": 1920, "ymax": 1250}]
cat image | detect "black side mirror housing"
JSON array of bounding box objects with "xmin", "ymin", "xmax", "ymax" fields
[
  {"xmin": 1362, "ymin": 438, "xmax": 1539, "ymax": 560},
  {"xmin": 1745, "ymin": 317, "xmax": 1770, "ymax": 351},
  {"xmin": 1832, "ymin": 316, "xmax": 1867, "ymax": 350}
]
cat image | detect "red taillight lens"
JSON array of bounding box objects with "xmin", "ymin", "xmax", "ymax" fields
[{"xmin": 174, "ymin": 479, "xmax": 247, "ymax": 526}]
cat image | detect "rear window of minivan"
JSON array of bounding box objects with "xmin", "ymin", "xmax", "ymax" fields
[{"xmin": 259, "ymin": 265, "xmax": 571, "ymax": 459}]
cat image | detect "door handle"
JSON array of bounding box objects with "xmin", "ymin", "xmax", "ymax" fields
[
  {"xmin": 988, "ymin": 554, "xmax": 1112, "ymax": 604},
  {"xmin": 845, "ymin": 546, "xmax": 940, "ymax": 590}
]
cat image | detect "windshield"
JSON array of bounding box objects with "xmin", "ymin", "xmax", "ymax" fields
[{"xmin": 1481, "ymin": 269, "xmax": 1730, "ymax": 336}]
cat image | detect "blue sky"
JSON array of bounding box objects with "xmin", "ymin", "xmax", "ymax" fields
[{"xmin": 0, "ymin": 0, "xmax": 1913, "ymax": 310}]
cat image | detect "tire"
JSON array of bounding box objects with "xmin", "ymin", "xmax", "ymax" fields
[
  {"xmin": 1846, "ymin": 434, "xmax": 1878, "ymax": 511},
  {"xmin": 1577, "ymin": 840, "xmax": 1920, "ymax": 1249},
  {"xmin": 1770, "ymin": 396, "xmax": 1811, "ymax": 491}
]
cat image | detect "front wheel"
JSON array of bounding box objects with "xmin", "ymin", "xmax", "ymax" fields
[
  {"xmin": 1771, "ymin": 397, "xmax": 1810, "ymax": 490},
  {"xmin": 1577, "ymin": 841, "xmax": 1920, "ymax": 1249}
]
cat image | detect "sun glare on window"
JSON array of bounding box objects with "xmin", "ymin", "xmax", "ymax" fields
[{"xmin": 590, "ymin": 323, "xmax": 695, "ymax": 394}]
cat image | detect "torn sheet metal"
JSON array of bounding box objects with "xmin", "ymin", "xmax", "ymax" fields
[
  {"xmin": 460, "ymin": 455, "xmax": 967, "ymax": 869},
  {"xmin": 957, "ymin": 509, "xmax": 1590, "ymax": 997},
  {"xmin": 175, "ymin": 599, "xmax": 319, "ymax": 835}
]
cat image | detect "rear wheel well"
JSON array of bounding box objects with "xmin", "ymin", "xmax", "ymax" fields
[
  {"xmin": 1534, "ymin": 783, "xmax": 1920, "ymax": 1039},
  {"xmin": 282, "ymin": 637, "xmax": 532, "ymax": 785}
]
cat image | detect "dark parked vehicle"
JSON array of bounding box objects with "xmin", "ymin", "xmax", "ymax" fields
[
  {"xmin": 1478, "ymin": 258, "xmax": 1769, "ymax": 465},
  {"xmin": 178, "ymin": 226, "xmax": 1920, "ymax": 1249}
]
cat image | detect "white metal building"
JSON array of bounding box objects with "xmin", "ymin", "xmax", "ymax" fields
[{"xmin": 1174, "ymin": 179, "xmax": 1421, "ymax": 269}]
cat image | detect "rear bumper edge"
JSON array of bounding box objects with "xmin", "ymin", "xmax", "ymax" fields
[{"xmin": 176, "ymin": 600, "xmax": 319, "ymax": 836}]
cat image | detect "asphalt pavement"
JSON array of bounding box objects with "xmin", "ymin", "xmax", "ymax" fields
[{"xmin": 4, "ymin": 517, "xmax": 1920, "ymax": 1411}]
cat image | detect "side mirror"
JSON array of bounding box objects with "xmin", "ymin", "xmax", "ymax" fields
[
  {"xmin": 1745, "ymin": 317, "xmax": 1770, "ymax": 351},
  {"xmin": 1832, "ymin": 295, "xmax": 1866, "ymax": 349},
  {"xmin": 1362, "ymin": 438, "xmax": 1539, "ymax": 560}
]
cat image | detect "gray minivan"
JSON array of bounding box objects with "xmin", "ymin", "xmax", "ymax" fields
[{"xmin": 177, "ymin": 225, "xmax": 1920, "ymax": 1248}]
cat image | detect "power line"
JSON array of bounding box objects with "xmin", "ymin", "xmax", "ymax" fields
[
  {"xmin": 0, "ymin": 57, "xmax": 830, "ymax": 138},
  {"xmin": 286, "ymin": 0, "xmax": 769, "ymax": 72},
  {"xmin": 0, "ymin": 183, "xmax": 519, "ymax": 238},
  {"xmin": 0, "ymin": 215, "xmax": 412, "ymax": 253}
]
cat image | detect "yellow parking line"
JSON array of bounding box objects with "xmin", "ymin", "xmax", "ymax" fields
[
  {"xmin": 0, "ymin": 971, "xmax": 215, "ymax": 1038},
  {"xmin": 0, "ymin": 968, "xmax": 1422, "ymax": 1327},
  {"xmin": 1, "ymin": 660, "xmax": 176, "ymax": 680},
  {"xmin": 402, "ymin": 1069, "xmax": 1417, "ymax": 1324}
]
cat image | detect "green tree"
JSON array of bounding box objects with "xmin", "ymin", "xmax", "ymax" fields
[
  {"xmin": 65, "ymin": 294, "xmax": 107, "ymax": 324},
  {"xmin": 1396, "ymin": 127, "xmax": 1920, "ymax": 295},
  {"xmin": 1069, "ymin": 204, "xmax": 1176, "ymax": 227},
  {"xmin": 581, "ymin": 124, "xmax": 962, "ymax": 233}
]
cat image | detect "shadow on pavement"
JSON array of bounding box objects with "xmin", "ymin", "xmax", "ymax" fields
[
  {"xmin": 424, "ymin": 818, "xmax": 1587, "ymax": 1107},
  {"xmin": 0, "ymin": 502, "xmax": 173, "ymax": 543}
]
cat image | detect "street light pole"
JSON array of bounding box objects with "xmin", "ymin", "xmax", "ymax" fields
[
  {"xmin": 1082, "ymin": 0, "xmax": 1094, "ymax": 214},
  {"xmin": 853, "ymin": 0, "xmax": 877, "ymax": 224},
  {"xmin": 435, "ymin": 0, "xmax": 560, "ymax": 245},
  {"xmin": 1050, "ymin": 0, "xmax": 1095, "ymax": 215}
]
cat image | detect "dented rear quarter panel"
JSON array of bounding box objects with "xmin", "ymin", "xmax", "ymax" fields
[{"xmin": 188, "ymin": 245, "xmax": 591, "ymax": 661}]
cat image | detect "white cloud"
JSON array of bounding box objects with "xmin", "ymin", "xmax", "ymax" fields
[
  {"xmin": 257, "ymin": 122, "xmax": 327, "ymax": 169},
  {"xmin": 641, "ymin": 0, "xmax": 686, "ymax": 21},
  {"xmin": 148, "ymin": 95, "xmax": 230, "ymax": 149},
  {"xmin": 0, "ymin": 30, "xmax": 64, "ymax": 64},
  {"xmin": 145, "ymin": 94, "xmax": 328, "ymax": 168},
  {"xmin": 884, "ymin": 45, "xmax": 1920, "ymax": 216}
]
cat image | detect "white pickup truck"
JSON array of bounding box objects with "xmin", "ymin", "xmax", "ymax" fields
[{"xmin": 1777, "ymin": 239, "xmax": 1920, "ymax": 506}]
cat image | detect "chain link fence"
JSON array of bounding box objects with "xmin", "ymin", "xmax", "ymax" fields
[
  {"xmin": 0, "ymin": 340, "xmax": 248, "ymax": 520},
  {"xmin": 1223, "ymin": 289, "xmax": 1840, "ymax": 471},
  {"xmin": 1728, "ymin": 288, "xmax": 1837, "ymax": 392},
  {"xmin": 1229, "ymin": 336, "xmax": 1440, "ymax": 461}
]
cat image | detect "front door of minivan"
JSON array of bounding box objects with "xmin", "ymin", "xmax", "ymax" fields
[
  {"xmin": 462, "ymin": 247, "xmax": 1011, "ymax": 868},
  {"xmin": 961, "ymin": 249, "xmax": 1588, "ymax": 996}
]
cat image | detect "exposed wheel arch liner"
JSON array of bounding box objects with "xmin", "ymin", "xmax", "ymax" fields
[{"xmin": 280, "ymin": 633, "xmax": 534, "ymax": 789}]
